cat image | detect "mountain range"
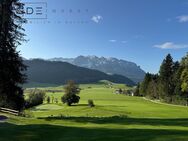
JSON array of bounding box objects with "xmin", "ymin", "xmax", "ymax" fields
[
  {"xmin": 48, "ymin": 56, "xmax": 145, "ymax": 83},
  {"xmin": 24, "ymin": 59, "xmax": 135, "ymax": 86}
]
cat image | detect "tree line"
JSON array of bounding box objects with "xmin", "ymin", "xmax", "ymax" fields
[
  {"xmin": 25, "ymin": 80, "xmax": 95, "ymax": 108},
  {"xmin": 135, "ymin": 53, "xmax": 188, "ymax": 105}
]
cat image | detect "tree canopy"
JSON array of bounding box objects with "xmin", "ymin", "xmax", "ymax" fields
[
  {"xmin": 136, "ymin": 53, "xmax": 188, "ymax": 105},
  {"xmin": 61, "ymin": 81, "xmax": 80, "ymax": 106}
]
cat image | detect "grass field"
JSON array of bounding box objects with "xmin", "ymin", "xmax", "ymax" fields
[{"xmin": 1, "ymin": 83, "xmax": 188, "ymax": 141}]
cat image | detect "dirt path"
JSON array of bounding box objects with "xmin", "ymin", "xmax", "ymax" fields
[{"xmin": 143, "ymin": 97, "xmax": 188, "ymax": 108}]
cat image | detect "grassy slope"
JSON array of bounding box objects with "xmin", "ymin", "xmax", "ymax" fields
[{"xmin": 1, "ymin": 83, "xmax": 188, "ymax": 141}]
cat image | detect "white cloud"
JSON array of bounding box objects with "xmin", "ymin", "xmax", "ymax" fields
[
  {"xmin": 109, "ymin": 40, "xmax": 117, "ymax": 43},
  {"xmin": 154, "ymin": 42, "xmax": 188, "ymax": 49},
  {"xmin": 177, "ymin": 15, "xmax": 188, "ymax": 23},
  {"xmin": 91, "ymin": 15, "xmax": 103, "ymax": 23}
]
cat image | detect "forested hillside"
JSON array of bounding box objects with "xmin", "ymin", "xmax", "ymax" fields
[{"xmin": 24, "ymin": 59, "xmax": 135, "ymax": 86}]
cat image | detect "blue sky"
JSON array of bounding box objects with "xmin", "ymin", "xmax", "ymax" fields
[{"xmin": 19, "ymin": 0, "xmax": 188, "ymax": 73}]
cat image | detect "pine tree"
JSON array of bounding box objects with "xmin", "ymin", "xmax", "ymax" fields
[
  {"xmin": 147, "ymin": 80, "xmax": 158, "ymax": 99},
  {"xmin": 180, "ymin": 53, "xmax": 188, "ymax": 93},
  {"xmin": 0, "ymin": 0, "xmax": 26, "ymax": 110},
  {"xmin": 139, "ymin": 73, "xmax": 153, "ymax": 96},
  {"xmin": 159, "ymin": 54, "xmax": 174, "ymax": 102},
  {"xmin": 181, "ymin": 68, "xmax": 188, "ymax": 93},
  {"xmin": 181, "ymin": 53, "xmax": 188, "ymax": 68},
  {"xmin": 134, "ymin": 83, "xmax": 141, "ymax": 96}
]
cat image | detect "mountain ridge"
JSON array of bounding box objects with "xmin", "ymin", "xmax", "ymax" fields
[
  {"xmin": 24, "ymin": 59, "xmax": 135, "ymax": 86},
  {"xmin": 48, "ymin": 55, "xmax": 145, "ymax": 83}
]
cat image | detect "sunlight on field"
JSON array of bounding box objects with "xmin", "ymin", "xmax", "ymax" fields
[
  {"xmin": 1, "ymin": 83, "xmax": 188, "ymax": 141},
  {"xmin": 26, "ymin": 83, "xmax": 188, "ymax": 119}
]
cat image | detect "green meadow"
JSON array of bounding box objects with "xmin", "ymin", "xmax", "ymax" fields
[{"xmin": 1, "ymin": 83, "xmax": 188, "ymax": 141}]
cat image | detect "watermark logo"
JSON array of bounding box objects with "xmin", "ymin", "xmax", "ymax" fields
[
  {"xmin": 18, "ymin": 2, "xmax": 47, "ymax": 19},
  {"xmin": 14, "ymin": 2, "xmax": 91, "ymax": 24}
]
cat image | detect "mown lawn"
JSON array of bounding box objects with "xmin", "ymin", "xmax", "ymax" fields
[{"xmin": 1, "ymin": 83, "xmax": 188, "ymax": 141}]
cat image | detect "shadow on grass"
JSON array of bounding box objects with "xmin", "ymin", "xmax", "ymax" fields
[
  {"xmin": 38, "ymin": 116, "xmax": 188, "ymax": 127},
  {"xmin": 0, "ymin": 122, "xmax": 188, "ymax": 141},
  {"xmin": 71, "ymin": 104, "xmax": 89, "ymax": 107},
  {"xmin": 0, "ymin": 115, "xmax": 8, "ymax": 121}
]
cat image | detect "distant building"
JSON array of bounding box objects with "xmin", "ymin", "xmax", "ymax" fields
[{"xmin": 114, "ymin": 89, "xmax": 134, "ymax": 96}]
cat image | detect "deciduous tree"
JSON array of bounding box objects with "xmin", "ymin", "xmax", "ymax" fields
[{"xmin": 61, "ymin": 81, "xmax": 80, "ymax": 106}]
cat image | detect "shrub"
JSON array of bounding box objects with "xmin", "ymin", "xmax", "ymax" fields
[
  {"xmin": 171, "ymin": 95, "xmax": 188, "ymax": 106},
  {"xmin": 20, "ymin": 110, "xmax": 34, "ymax": 118},
  {"xmin": 88, "ymin": 99, "xmax": 95, "ymax": 107},
  {"xmin": 47, "ymin": 96, "xmax": 50, "ymax": 104},
  {"xmin": 54, "ymin": 98, "xmax": 58, "ymax": 104},
  {"xmin": 51, "ymin": 96, "xmax": 54, "ymax": 103},
  {"xmin": 25, "ymin": 89, "xmax": 46, "ymax": 108}
]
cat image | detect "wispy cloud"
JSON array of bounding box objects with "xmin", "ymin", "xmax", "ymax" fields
[
  {"xmin": 109, "ymin": 40, "xmax": 117, "ymax": 43},
  {"xmin": 154, "ymin": 42, "xmax": 188, "ymax": 49},
  {"xmin": 177, "ymin": 15, "xmax": 188, "ymax": 23},
  {"xmin": 91, "ymin": 15, "xmax": 103, "ymax": 23},
  {"xmin": 121, "ymin": 41, "xmax": 128, "ymax": 44}
]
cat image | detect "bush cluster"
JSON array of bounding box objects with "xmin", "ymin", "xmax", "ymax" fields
[{"xmin": 25, "ymin": 89, "xmax": 46, "ymax": 108}]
